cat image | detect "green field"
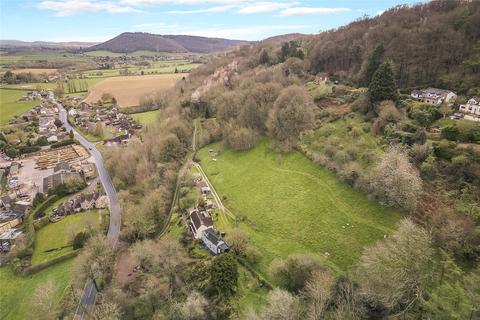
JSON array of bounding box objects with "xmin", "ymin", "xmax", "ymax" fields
[
  {"xmin": 80, "ymin": 60, "xmax": 200, "ymax": 78},
  {"xmin": 31, "ymin": 209, "xmax": 107, "ymax": 265},
  {"xmin": 197, "ymin": 140, "xmax": 401, "ymax": 276},
  {"xmin": 0, "ymin": 51, "xmax": 95, "ymax": 71},
  {"xmin": 130, "ymin": 110, "xmax": 159, "ymax": 126},
  {"xmin": 0, "ymin": 89, "xmax": 37, "ymax": 126},
  {"xmin": 0, "ymin": 259, "xmax": 73, "ymax": 320}
]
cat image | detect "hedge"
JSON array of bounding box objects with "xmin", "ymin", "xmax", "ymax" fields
[
  {"xmin": 235, "ymin": 255, "xmax": 273, "ymax": 290},
  {"xmin": 32, "ymin": 194, "xmax": 59, "ymax": 220},
  {"xmin": 22, "ymin": 250, "xmax": 79, "ymax": 275},
  {"xmin": 33, "ymin": 216, "xmax": 50, "ymax": 230},
  {"xmin": 50, "ymin": 138, "xmax": 77, "ymax": 149}
]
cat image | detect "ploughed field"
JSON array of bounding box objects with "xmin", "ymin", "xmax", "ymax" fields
[
  {"xmin": 197, "ymin": 140, "xmax": 401, "ymax": 276},
  {"xmin": 84, "ymin": 73, "xmax": 183, "ymax": 107}
]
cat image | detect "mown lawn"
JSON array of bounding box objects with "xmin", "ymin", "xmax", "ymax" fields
[
  {"xmin": 31, "ymin": 209, "xmax": 107, "ymax": 265},
  {"xmin": 197, "ymin": 140, "xmax": 401, "ymax": 277},
  {"xmin": 0, "ymin": 89, "xmax": 37, "ymax": 126},
  {"xmin": 130, "ymin": 110, "xmax": 159, "ymax": 126},
  {"xmin": 0, "ymin": 258, "xmax": 73, "ymax": 320}
]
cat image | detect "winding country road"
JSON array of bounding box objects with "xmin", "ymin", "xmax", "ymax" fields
[{"xmin": 56, "ymin": 101, "xmax": 121, "ymax": 319}]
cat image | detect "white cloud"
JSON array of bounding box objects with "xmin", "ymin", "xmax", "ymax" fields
[
  {"xmin": 166, "ymin": 4, "xmax": 236, "ymax": 14},
  {"xmin": 237, "ymin": 2, "xmax": 293, "ymax": 14},
  {"xmin": 278, "ymin": 7, "xmax": 350, "ymax": 17},
  {"xmin": 120, "ymin": 0, "xmax": 249, "ymax": 4},
  {"xmin": 376, "ymin": 10, "xmax": 385, "ymax": 16},
  {"xmin": 38, "ymin": 0, "xmax": 142, "ymax": 16}
]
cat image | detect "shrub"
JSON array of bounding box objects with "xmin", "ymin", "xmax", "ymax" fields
[
  {"xmin": 73, "ymin": 231, "xmax": 90, "ymax": 250},
  {"xmin": 270, "ymin": 254, "xmax": 322, "ymax": 293}
]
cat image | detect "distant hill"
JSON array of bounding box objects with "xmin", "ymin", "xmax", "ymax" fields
[
  {"xmin": 261, "ymin": 33, "xmax": 307, "ymax": 45},
  {"xmin": 0, "ymin": 40, "xmax": 99, "ymax": 50},
  {"xmin": 87, "ymin": 32, "xmax": 249, "ymax": 53}
]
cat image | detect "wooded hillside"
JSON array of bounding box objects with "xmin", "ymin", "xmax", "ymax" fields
[{"xmin": 307, "ymin": 0, "xmax": 480, "ymax": 93}]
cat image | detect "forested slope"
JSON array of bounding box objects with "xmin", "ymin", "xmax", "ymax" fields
[{"xmin": 307, "ymin": 0, "xmax": 480, "ymax": 93}]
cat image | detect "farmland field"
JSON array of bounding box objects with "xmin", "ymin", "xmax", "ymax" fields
[
  {"xmin": 7, "ymin": 68, "xmax": 58, "ymax": 75},
  {"xmin": 0, "ymin": 89, "xmax": 37, "ymax": 126},
  {"xmin": 84, "ymin": 73, "xmax": 183, "ymax": 107},
  {"xmin": 0, "ymin": 259, "xmax": 74, "ymax": 320},
  {"xmin": 197, "ymin": 140, "xmax": 401, "ymax": 277},
  {"xmin": 31, "ymin": 209, "xmax": 107, "ymax": 265}
]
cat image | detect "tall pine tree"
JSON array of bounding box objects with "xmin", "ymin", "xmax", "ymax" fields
[
  {"xmin": 362, "ymin": 44, "xmax": 385, "ymax": 86},
  {"xmin": 369, "ymin": 62, "xmax": 398, "ymax": 103}
]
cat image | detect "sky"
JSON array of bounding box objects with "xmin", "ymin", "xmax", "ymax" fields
[{"xmin": 0, "ymin": 0, "xmax": 423, "ymax": 42}]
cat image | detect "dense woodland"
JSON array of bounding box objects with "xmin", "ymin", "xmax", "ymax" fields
[
  {"xmin": 307, "ymin": 0, "xmax": 480, "ymax": 94},
  {"xmin": 44, "ymin": 1, "xmax": 480, "ymax": 319}
]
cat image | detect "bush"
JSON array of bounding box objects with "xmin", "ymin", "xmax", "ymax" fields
[
  {"xmin": 73, "ymin": 231, "xmax": 90, "ymax": 249},
  {"xmin": 270, "ymin": 254, "xmax": 322, "ymax": 293}
]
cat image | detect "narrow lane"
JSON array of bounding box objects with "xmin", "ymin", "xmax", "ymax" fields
[{"xmin": 55, "ymin": 101, "xmax": 121, "ymax": 319}]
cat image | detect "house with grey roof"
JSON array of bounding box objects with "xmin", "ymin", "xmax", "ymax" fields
[
  {"xmin": 201, "ymin": 228, "xmax": 229, "ymax": 255},
  {"xmin": 411, "ymin": 88, "xmax": 457, "ymax": 105}
]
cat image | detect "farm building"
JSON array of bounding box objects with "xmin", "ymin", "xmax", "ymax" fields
[{"xmin": 201, "ymin": 228, "xmax": 229, "ymax": 255}]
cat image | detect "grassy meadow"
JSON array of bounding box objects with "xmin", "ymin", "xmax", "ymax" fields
[
  {"xmin": 130, "ymin": 110, "xmax": 159, "ymax": 126},
  {"xmin": 197, "ymin": 140, "xmax": 401, "ymax": 277},
  {"xmin": 31, "ymin": 209, "xmax": 107, "ymax": 265},
  {"xmin": 0, "ymin": 89, "xmax": 37, "ymax": 126},
  {"xmin": 0, "ymin": 259, "xmax": 74, "ymax": 320}
]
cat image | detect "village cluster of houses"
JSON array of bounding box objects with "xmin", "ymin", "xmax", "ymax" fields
[
  {"xmin": 68, "ymin": 102, "xmax": 140, "ymax": 145},
  {"xmin": 52, "ymin": 190, "xmax": 107, "ymax": 219},
  {"xmin": 19, "ymin": 90, "xmax": 54, "ymax": 102},
  {"xmin": 410, "ymin": 88, "xmax": 479, "ymax": 122},
  {"xmin": 188, "ymin": 181, "xmax": 229, "ymax": 255},
  {"xmin": 18, "ymin": 97, "xmax": 69, "ymax": 143}
]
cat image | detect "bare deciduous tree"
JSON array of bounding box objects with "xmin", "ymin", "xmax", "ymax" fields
[
  {"xmin": 304, "ymin": 270, "xmax": 334, "ymax": 320},
  {"xmin": 29, "ymin": 280, "xmax": 58, "ymax": 320},
  {"xmin": 368, "ymin": 146, "xmax": 422, "ymax": 211},
  {"xmin": 357, "ymin": 219, "xmax": 433, "ymax": 313}
]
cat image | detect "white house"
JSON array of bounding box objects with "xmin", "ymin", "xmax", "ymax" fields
[
  {"xmin": 47, "ymin": 135, "xmax": 58, "ymax": 143},
  {"xmin": 201, "ymin": 228, "xmax": 229, "ymax": 255},
  {"xmin": 411, "ymin": 88, "xmax": 457, "ymax": 105},
  {"xmin": 315, "ymin": 72, "xmax": 329, "ymax": 84},
  {"xmin": 459, "ymin": 97, "xmax": 480, "ymax": 115},
  {"xmin": 189, "ymin": 209, "xmax": 214, "ymax": 239},
  {"xmin": 68, "ymin": 109, "xmax": 79, "ymax": 117},
  {"xmin": 459, "ymin": 97, "xmax": 480, "ymax": 121}
]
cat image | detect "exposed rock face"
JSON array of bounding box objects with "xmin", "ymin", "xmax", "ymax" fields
[{"xmin": 192, "ymin": 60, "xmax": 239, "ymax": 102}]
